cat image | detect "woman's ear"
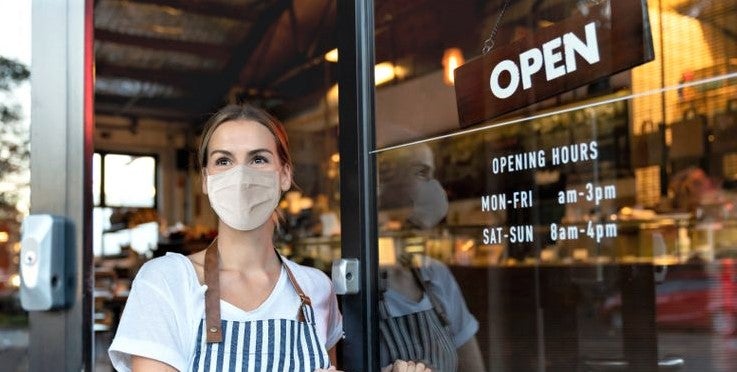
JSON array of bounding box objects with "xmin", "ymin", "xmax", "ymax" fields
[
  {"xmin": 280, "ymin": 165, "xmax": 293, "ymax": 192},
  {"xmin": 201, "ymin": 168, "xmax": 209, "ymax": 195}
]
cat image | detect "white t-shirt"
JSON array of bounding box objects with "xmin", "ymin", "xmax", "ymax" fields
[
  {"xmin": 381, "ymin": 256, "xmax": 478, "ymax": 348},
  {"xmin": 109, "ymin": 252, "xmax": 343, "ymax": 372}
]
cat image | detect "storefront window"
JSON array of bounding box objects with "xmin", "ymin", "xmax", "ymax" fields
[
  {"xmin": 374, "ymin": 0, "xmax": 737, "ymax": 370},
  {"xmin": 92, "ymin": 152, "xmax": 158, "ymax": 257},
  {"xmin": 98, "ymin": 153, "xmax": 157, "ymax": 208}
]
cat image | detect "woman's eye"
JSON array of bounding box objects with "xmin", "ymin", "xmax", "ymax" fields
[
  {"xmin": 252, "ymin": 155, "xmax": 269, "ymax": 164},
  {"xmin": 415, "ymin": 167, "xmax": 431, "ymax": 180},
  {"xmin": 214, "ymin": 157, "xmax": 231, "ymax": 166}
]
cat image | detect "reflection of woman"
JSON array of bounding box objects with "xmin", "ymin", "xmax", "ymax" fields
[
  {"xmin": 379, "ymin": 252, "xmax": 483, "ymax": 371},
  {"xmin": 109, "ymin": 104, "xmax": 343, "ymax": 371},
  {"xmin": 378, "ymin": 144, "xmax": 485, "ymax": 372},
  {"xmin": 378, "ymin": 145, "xmax": 448, "ymax": 230}
]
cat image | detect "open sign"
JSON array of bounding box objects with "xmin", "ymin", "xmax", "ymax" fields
[
  {"xmin": 454, "ymin": 0, "xmax": 653, "ymax": 127},
  {"xmin": 490, "ymin": 22, "xmax": 600, "ymax": 100}
]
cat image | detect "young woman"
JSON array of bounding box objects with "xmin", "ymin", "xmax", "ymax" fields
[{"xmin": 109, "ymin": 104, "xmax": 343, "ymax": 372}]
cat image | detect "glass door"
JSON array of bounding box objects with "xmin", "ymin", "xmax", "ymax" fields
[{"xmin": 358, "ymin": 0, "xmax": 737, "ymax": 371}]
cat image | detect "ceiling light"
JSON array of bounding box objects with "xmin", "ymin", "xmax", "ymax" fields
[
  {"xmin": 325, "ymin": 48, "xmax": 338, "ymax": 63},
  {"xmin": 374, "ymin": 62, "xmax": 396, "ymax": 86},
  {"xmin": 326, "ymin": 61, "xmax": 401, "ymax": 105},
  {"xmin": 393, "ymin": 64, "xmax": 409, "ymax": 80},
  {"xmin": 326, "ymin": 83, "xmax": 339, "ymax": 106},
  {"xmin": 442, "ymin": 48, "xmax": 464, "ymax": 86}
]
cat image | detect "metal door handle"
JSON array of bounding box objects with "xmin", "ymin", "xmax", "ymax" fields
[{"xmin": 332, "ymin": 259, "xmax": 360, "ymax": 295}]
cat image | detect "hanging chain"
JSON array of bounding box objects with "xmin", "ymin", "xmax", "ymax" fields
[
  {"xmin": 481, "ymin": 0, "xmax": 606, "ymax": 55},
  {"xmin": 481, "ymin": 0, "xmax": 511, "ymax": 55}
]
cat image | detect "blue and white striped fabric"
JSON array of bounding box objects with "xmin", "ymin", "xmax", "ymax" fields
[
  {"xmin": 190, "ymin": 305, "xmax": 329, "ymax": 372},
  {"xmin": 378, "ymin": 305, "xmax": 457, "ymax": 372}
]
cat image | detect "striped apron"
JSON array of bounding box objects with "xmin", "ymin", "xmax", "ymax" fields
[
  {"xmin": 191, "ymin": 240, "xmax": 329, "ymax": 372},
  {"xmin": 378, "ymin": 263, "xmax": 458, "ymax": 372}
]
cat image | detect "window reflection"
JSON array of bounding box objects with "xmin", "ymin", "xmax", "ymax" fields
[{"xmin": 377, "ymin": 142, "xmax": 485, "ymax": 371}]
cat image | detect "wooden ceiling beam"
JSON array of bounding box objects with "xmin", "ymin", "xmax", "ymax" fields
[
  {"xmin": 96, "ymin": 63, "xmax": 217, "ymax": 89},
  {"xmin": 95, "ymin": 93, "xmax": 192, "ymax": 108},
  {"xmin": 263, "ymin": 0, "xmax": 336, "ymax": 89},
  {"xmin": 194, "ymin": 0, "xmax": 293, "ymax": 111},
  {"xmin": 95, "ymin": 94, "xmax": 204, "ymax": 121},
  {"xmin": 121, "ymin": 0, "xmax": 259, "ymax": 21},
  {"xmin": 95, "ymin": 29, "xmax": 230, "ymax": 59},
  {"xmin": 95, "ymin": 103, "xmax": 197, "ymax": 122}
]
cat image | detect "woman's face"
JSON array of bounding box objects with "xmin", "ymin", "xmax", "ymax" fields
[
  {"xmin": 201, "ymin": 119, "xmax": 291, "ymax": 194},
  {"xmin": 378, "ymin": 144, "xmax": 435, "ymax": 209}
]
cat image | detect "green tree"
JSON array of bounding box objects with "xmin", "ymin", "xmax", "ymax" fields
[{"xmin": 0, "ymin": 56, "xmax": 30, "ymax": 222}]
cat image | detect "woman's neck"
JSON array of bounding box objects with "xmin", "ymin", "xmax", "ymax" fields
[{"xmin": 215, "ymin": 220, "xmax": 280, "ymax": 273}]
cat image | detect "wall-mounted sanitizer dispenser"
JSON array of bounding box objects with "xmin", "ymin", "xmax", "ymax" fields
[{"xmin": 20, "ymin": 214, "xmax": 74, "ymax": 311}]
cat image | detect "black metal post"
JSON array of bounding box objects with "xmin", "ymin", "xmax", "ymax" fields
[{"xmin": 337, "ymin": 0, "xmax": 378, "ymax": 370}]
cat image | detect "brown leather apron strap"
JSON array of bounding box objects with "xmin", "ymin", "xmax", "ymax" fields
[
  {"xmin": 204, "ymin": 241, "xmax": 314, "ymax": 343},
  {"xmin": 278, "ymin": 253, "xmax": 312, "ymax": 323},
  {"xmin": 204, "ymin": 239, "xmax": 222, "ymax": 343}
]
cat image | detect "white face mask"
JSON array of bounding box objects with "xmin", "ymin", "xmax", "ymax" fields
[
  {"xmin": 407, "ymin": 178, "xmax": 448, "ymax": 229},
  {"xmin": 206, "ymin": 165, "xmax": 281, "ymax": 231}
]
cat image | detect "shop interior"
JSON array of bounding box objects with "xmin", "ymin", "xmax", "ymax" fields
[{"xmin": 7, "ymin": 0, "xmax": 731, "ymax": 370}]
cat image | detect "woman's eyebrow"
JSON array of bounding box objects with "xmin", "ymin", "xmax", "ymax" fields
[
  {"xmin": 209, "ymin": 149, "xmax": 233, "ymax": 157},
  {"xmin": 208, "ymin": 148, "xmax": 274, "ymax": 158},
  {"xmin": 248, "ymin": 148, "xmax": 274, "ymax": 156}
]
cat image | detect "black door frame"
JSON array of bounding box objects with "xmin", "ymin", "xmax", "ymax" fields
[{"xmin": 336, "ymin": 0, "xmax": 380, "ymax": 370}]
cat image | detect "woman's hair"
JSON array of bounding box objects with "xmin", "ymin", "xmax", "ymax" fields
[{"xmin": 197, "ymin": 103, "xmax": 293, "ymax": 175}]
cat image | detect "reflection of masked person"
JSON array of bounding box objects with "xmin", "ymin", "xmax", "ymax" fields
[
  {"xmin": 377, "ymin": 143, "xmax": 483, "ymax": 372},
  {"xmin": 408, "ymin": 178, "xmax": 449, "ymax": 229},
  {"xmin": 379, "ymin": 144, "xmax": 449, "ymax": 230}
]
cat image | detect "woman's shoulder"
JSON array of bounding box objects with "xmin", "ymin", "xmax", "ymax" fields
[
  {"xmin": 416, "ymin": 255, "xmax": 459, "ymax": 293},
  {"xmin": 417, "ymin": 255, "xmax": 452, "ymax": 278},
  {"xmin": 281, "ymin": 257, "xmax": 333, "ymax": 292},
  {"xmin": 134, "ymin": 252, "xmax": 198, "ymax": 289}
]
